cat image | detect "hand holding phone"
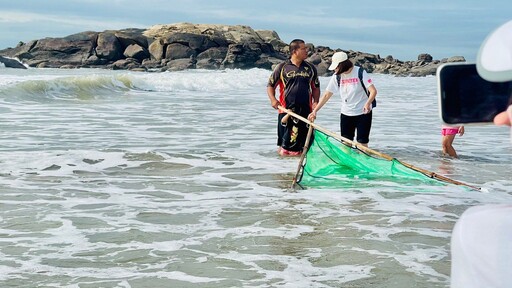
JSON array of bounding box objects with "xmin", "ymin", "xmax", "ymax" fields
[{"xmin": 437, "ymin": 63, "xmax": 512, "ymax": 125}]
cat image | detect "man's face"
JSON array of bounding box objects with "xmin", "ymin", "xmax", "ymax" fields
[{"xmin": 295, "ymin": 43, "xmax": 308, "ymax": 60}]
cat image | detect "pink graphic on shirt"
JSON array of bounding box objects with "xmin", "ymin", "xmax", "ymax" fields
[
  {"xmin": 340, "ymin": 78, "xmax": 373, "ymax": 86},
  {"xmin": 341, "ymin": 78, "xmax": 358, "ymax": 84}
]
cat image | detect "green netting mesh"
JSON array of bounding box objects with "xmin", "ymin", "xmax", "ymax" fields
[{"xmin": 297, "ymin": 129, "xmax": 444, "ymax": 188}]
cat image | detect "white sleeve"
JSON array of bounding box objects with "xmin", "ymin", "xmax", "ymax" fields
[
  {"xmin": 361, "ymin": 68, "xmax": 374, "ymax": 88},
  {"xmin": 325, "ymin": 74, "xmax": 339, "ymax": 94}
]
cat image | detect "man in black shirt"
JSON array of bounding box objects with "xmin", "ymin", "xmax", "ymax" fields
[{"xmin": 267, "ymin": 39, "xmax": 320, "ymax": 155}]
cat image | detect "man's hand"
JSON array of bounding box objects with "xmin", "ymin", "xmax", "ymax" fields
[{"xmin": 271, "ymin": 99, "xmax": 280, "ymax": 109}]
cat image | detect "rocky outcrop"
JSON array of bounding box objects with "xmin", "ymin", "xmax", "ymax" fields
[
  {"xmin": 0, "ymin": 22, "xmax": 465, "ymax": 76},
  {"xmin": 0, "ymin": 55, "xmax": 27, "ymax": 69}
]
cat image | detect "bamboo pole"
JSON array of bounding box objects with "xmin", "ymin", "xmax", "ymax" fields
[
  {"xmin": 291, "ymin": 123, "xmax": 314, "ymax": 190},
  {"xmin": 278, "ymin": 106, "xmax": 480, "ymax": 191}
]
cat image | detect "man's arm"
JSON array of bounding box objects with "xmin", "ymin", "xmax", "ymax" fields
[
  {"xmin": 312, "ymin": 85, "xmax": 320, "ymax": 108},
  {"xmin": 267, "ymin": 85, "xmax": 280, "ymax": 109},
  {"xmin": 267, "ymin": 63, "xmax": 284, "ymax": 110},
  {"xmin": 310, "ymin": 64, "xmax": 321, "ymax": 108}
]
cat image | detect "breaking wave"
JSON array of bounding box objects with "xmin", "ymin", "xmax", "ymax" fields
[
  {"xmin": 0, "ymin": 74, "xmax": 138, "ymax": 102},
  {"xmin": 0, "ymin": 68, "xmax": 270, "ymax": 103}
]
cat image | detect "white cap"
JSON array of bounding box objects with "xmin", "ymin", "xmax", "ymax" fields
[
  {"xmin": 328, "ymin": 52, "xmax": 348, "ymax": 70},
  {"xmin": 477, "ymin": 20, "xmax": 512, "ymax": 82}
]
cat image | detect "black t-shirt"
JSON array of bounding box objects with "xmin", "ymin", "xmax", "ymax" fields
[{"xmin": 268, "ymin": 59, "xmax": 319, "ymax": 113}]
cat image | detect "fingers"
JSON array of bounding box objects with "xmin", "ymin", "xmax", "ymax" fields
[{"xmin": 307, "ymin": 111, "xmax": 316, "ymax": 121}]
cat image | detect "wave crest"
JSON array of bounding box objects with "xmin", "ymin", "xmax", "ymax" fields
[
  {"xmin": 0, "ymin": 68, "xmax": 271, "ymax": 103},
  {"xmin": 0, "ymin": 74, "xmax": 137, "ymax": 102}
]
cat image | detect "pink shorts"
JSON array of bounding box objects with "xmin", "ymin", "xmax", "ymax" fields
[{"xmin": 441, "ymin": 127, "xmax": 459, "ymax": 136}]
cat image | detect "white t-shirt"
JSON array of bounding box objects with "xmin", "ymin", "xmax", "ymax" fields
[
  {"xmin": 450, "ymin": 204, "xmax": 512, "ymax": 288},
  {"xmin": 325, "ymin": 66, "xmax": 375, "ymax": 116}
]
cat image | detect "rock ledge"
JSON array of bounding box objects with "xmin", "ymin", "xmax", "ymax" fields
[{"xmin": 0, "ymin": 22, "xmax": 465, "ymax": 76}]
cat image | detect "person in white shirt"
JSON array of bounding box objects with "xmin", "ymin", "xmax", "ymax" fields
[{"xmin": 308, "ymin": 51, "xmax": 377, "ymax": 147}]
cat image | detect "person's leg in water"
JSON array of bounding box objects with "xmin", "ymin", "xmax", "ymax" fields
[
  {"xmin": 441, "ymin": 127, "xmax": 463, "ymax": 157},
  {"xmin": 340, "ymin": 113, "xmax": 356, "ymax": 146},
  {"xmin": 355, "ymin": 112, "xmax": 372, "ymax": 148},
  {"xmin": 442, "ymin": 133, "xmax": 458, "ymax": 157}
]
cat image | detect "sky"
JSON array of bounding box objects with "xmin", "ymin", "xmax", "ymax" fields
[{"xmin": 0, "ymin": 0, "xmax": 510, "ymax": 61}]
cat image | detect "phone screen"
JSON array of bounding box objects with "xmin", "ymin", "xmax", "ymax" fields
[{"xmin": 438, "ymin": 63, "xmax": 512, "ymax": 124}]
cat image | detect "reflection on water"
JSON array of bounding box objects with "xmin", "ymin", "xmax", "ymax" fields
[{"xmin": 437, "ymin": 159, "xmax": 455, "ymax": 176}]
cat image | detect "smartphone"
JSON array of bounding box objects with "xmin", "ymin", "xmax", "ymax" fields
[{"xmin": 437, "ymin": 62, "xmax": 512, "ymax": 125}]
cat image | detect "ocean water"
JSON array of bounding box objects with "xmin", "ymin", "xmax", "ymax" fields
[{"xmin": 0, "ymin": 67, "xmax": 510, "ymax": 288}]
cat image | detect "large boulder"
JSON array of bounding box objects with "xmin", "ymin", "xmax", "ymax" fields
[
  {"xmin": 123, "ymin": 44, "xmax": 150, "ymax": 61},
  {"xmin": 165, "ymin": 43, "xmax": 196, "ymax": 60},
  {"xmin": 115, "ymin": 28, "xmax": 148, "ymax": 48},
  {"xmin": 96, "ymin": 32, "xmax": 123, "ymax": 61},
  {"xmin": 25, "ymin": 36, "xmax": 95, "ymax": 67},
  {"xmin": 418, "ymin": 53, "xmax": 433, "ymax": 62},
  {"xmin": 0, "ymin": 56, "xmax": 26, "ymax": 69},
  {"xmin": 196, "ymin": 47, "xmax": 227, "ymax": 69},
  {"xmin": 166, "ymin": 58, "xmax": 195, "ymax": 71},
  {"xmin": 148, "ymin": 39, "xmax": 165, "ymax": 61},
  {"xmin": 163, "ymin": 32, "xmax": 215, "ymax": 51},
  {"xmin": 256, "ymin": 30, "xmax": 287, "ymax": 53},
  {"xmin": 222, "ymin": 42, "xmax": 261, "ymax": 69}
]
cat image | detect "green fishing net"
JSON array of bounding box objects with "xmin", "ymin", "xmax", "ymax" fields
[{"xmin": 297, "ymin": 129, "xmax": 445, "ymax": 188}]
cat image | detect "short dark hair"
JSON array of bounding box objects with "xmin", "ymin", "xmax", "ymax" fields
[{"xmin": 289, "ymin": 39, "xmax": 305, "ymax": 54}]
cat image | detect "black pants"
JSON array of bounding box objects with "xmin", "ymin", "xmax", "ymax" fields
[{"xmin": 340, "ymin": 111, "xmax": 372, "ymax": 144}]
